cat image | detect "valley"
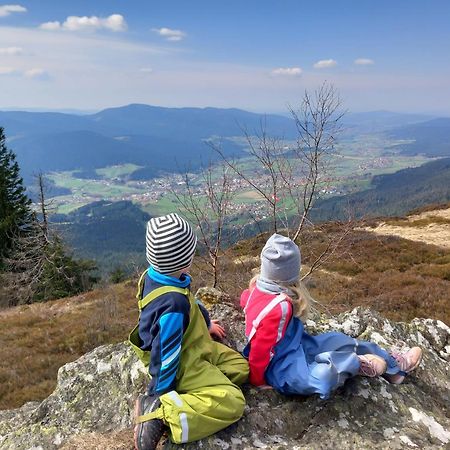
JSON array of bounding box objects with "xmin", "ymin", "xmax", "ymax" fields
[
  {"xmin": 2, "ymin": 105, "xmax": 448, "ymax": 273},
  {"xmin": 46, "ymin": 134, "xmax": 432, "ymax": 218}
]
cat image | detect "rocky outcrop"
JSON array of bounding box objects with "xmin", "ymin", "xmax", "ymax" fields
[{"xmin": 0, "ymin": 299, "xmax": 449, "ymax": 449}]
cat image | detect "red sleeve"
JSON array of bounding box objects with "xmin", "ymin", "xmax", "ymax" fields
[
  {"xmin": 240, "ymin": 289, "xmax": 250, "ymax": 309},
  {"xmin": 248, "ymin": 302, "xmax": 292, "ymax": 386}
]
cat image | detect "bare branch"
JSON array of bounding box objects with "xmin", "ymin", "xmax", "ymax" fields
[{"xmin": 172, "ymin": 161, "xmax": 236, "ymax": 287}]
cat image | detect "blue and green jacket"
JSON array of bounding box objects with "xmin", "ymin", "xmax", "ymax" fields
[{"xmin": 138, "ymin": 266, "xmax": 211, "ymax": 395}]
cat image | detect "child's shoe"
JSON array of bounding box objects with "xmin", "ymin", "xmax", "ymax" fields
[
  {"xmin": 134, "ymin": 394, "xmax": 165, "ymax": 450},
  {"xmin": 357, "ymin": 354, "xmax": 387, "ymax": 377},
  {"xmin": 385, "ymin": 347, "xmax": 423, "ymax": 385}
]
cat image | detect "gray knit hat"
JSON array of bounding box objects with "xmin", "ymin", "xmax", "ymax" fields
[
  {"xmin": 146, "ymin": 213, "xmax": 197, "ymax": 274},
  {"xmin": 260, "ymin": 233, "xmax": 301, "ymax": 284}
]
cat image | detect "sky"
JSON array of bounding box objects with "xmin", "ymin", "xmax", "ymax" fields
[{"xmin": 0, "ymin": 0, "xmax": 449, "ymax": 115}]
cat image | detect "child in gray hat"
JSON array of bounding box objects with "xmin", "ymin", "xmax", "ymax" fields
[{"xmin": 240, "ymin": 233, "xmax": 422, "ymax": 398}]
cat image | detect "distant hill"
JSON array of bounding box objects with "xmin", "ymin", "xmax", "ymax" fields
[
  {"xmin": 11, "ymin": 130, "xmax": 244, "ymax": 182},
  {"xmin": 53, "ymin": 200, "xmax": 150, "ymax": 272},
  {"xmin": 343, "ymin": 110, "xmax": 434, "ymax": 134},
  {"xmin": 313, "ymin": 157, "xmax": 450, "ymax": 220},
  {"xmin": 3, "ymin": 104, "xmax": 448, "ymax": 190},
  {"xmin": 90, "ymin": 104, "xmax": 297, "ymax": 140},
  {"xmin": 387, "ymin": 118, "xmax": 450, "ymax": 157},
  {"xmin": 1, "ymin": 104, "xmax": 297, "ymax": 184},
  {"xmin": 12, "ymin": 131, "xmax": 144, "ymax": 175}
]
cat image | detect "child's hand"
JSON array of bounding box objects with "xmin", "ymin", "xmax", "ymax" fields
[
  {"xmin": 209, "ymin": 320, "xmax": 226, "ymax": 340},
  {"xmin": 257, "ymin": 384, "xmax": 273, "ymax": 390}
]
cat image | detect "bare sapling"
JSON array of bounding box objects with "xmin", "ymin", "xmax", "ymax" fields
[
  {"xmin": 209, "ymin": 120, "xmax": 290, "ymax": 234},
  {"xmin": 172, "ymin": 162, "xmax": 235, "ymax": 288},
  {"xmin": 210, "ymin": 82, "xmax": 350, "ymax": 284},
  {"xmin": 288, "ymin": 81, "xmax": 345, "ymax": 241}
]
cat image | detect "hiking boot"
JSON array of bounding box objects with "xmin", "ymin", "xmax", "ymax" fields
[
  {"xmin": 385, "ymin": 347, "xmax": 423, "ymax": 385},
  {"xmin": 134, "ymin": 394, "xmax": 165, "ymax": 450},
  {"xmin": 358, "ymin": 354, "xmax": 387, "ymax": 377}
]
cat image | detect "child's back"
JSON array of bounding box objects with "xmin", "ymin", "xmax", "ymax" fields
[
  {"xmin": 129, "ymin": 213, "xmax": 249, "ymax": 450},
  {"xmin": 241, "ymin": 234, "xmax": 422, "ymax": 399}
]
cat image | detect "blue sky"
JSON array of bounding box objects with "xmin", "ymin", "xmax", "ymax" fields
[{"xmin": 1, "ymin": 1, "xmax": 449, "ymax": 114}]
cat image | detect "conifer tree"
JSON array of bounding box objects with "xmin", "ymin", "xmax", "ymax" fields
[
  {"xmin": 0, "ymin": 127, "xmax": 32, "ymax": 269},
  {"xmin": 1, "ymin": 174, "xmax": 98, "ymax": 306}
]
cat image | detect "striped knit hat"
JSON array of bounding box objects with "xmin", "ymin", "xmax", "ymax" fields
[{"xmin": 146, "ymin": 213, "xmax": 197, "ymax": 274}]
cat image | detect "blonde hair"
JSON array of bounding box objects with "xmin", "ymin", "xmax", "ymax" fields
[{"xmin": 249, "ymin": 273, "xmax": 312, "ymax": 320}]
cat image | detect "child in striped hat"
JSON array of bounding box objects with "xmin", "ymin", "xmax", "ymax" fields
[{"xmin": 130, "ymin": 213, "xmax": 249, "ymax": 450}]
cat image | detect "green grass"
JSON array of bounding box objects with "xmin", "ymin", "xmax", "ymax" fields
[
  {"xmin": 54, "ymin": 200, "xmax": 91, "ymax": 214},
  {"xmin": 96, "ymin": 164, "xmax": 142, "ymax": 178},
  {"xmin": 48, "ymin": 172, "xmax": 146, "ymax": 198},
  {"xmin": 234, "ymin": 190, "xmax": 264, "ymax": 203},
  {"xmin": 140, "ymin": 194, "xmax": 181, "ymax": 216}
]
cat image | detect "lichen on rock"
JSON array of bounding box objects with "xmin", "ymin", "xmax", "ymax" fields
[{"xmin": 0, "ymin": 298, "xmax": 449, "ymax": 450}]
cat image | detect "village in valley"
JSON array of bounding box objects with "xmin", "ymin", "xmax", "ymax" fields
[{"xmin": 46, "ymin": 138, "xmax": 431, "ymax": 222}]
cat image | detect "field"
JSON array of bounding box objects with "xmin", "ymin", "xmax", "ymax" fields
[
  {"xmin": 96, "ymin": 163, "xmax": 142, "ymax": 178},
  {"xmin": 45, "ymin": 133, "xmax": 436, "ymax": 217}
]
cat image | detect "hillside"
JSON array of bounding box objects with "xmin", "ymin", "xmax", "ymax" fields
[
  {"xmin": 89, "ymin": 104, "xmax": 297, "ymax": 140},
  {"xmin": 314, "ymin": 157, "xmax": 450, "ymax": 221},
  {"xmin": 1, "ymin": 104, "xmax": 296, "ymax": 183},
  {"xmin": 342, "ymin": 110, "xmax": 434, "ymax": 134},
  {"xmin": 1, "ymin": 210, "xmax": 449, "ymax": 411},
  {"xmin": 365, "ymin": 205, "xmax": 450, "ymax": 248},
  {"xmin": 53, "ymin": 200, "xmax": 150, "ymax": 272},
  {"xmin": 388, "ymin": 118, "xmax": 450, "ymax": 157}
]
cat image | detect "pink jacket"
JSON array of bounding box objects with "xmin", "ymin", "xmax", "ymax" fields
[{"xmin": 240, "ymin": 286, "xmax": 293, "ymax": 385}]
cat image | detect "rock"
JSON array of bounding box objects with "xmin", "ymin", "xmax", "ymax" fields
[
  {"xmin": 195, "ymin": 287, "xmax": 233, "ymax": 307},
  {"xmin": 1, "ymin": 305, "xmax": 449, "ymax": 450}
]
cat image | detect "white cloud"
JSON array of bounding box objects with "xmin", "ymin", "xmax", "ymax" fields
[
  {"xmin": 39, "ymin": 21, "xmax": 60, "ymax": 31},
  {"xmin": 0, "ymin": 66, "xmax": 49, "ymax": 78},
  {"xmin": 140, "ymin": 67, "xmax": 153, "ymax": 73},
  {"xmin": 0, "ymin": 46, "xmax": 23, "ymax": 55},
  {"xmin": 39, "ymin": 14, "xmax": 127, "ymax": 32},
  {"xmin": 0, "ymin": 66, "xmax": 16, "ymax": 75},
  {"xmin": 0, "ymin": 4, "xmax": 26, "ymax": 17},
  {"xmin": 354, "ymin": 58, "xmax": 375, "ymax": 65},
  {"xmin": 271, "ymin": 67, "xmax": 302, "ymax": 76},
  {"xmin": 152, "ymin": 27, "xmax": 186, "ymax": 41},
  {"xmin": 24, "ymin": 68, "xmax": 48, "ymax": 79},
  {"xmin": 313, "ymin": 59, "xmax": 337, "ymax": 69}
]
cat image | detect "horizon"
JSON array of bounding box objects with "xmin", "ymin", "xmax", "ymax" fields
[
  {"xmin": 0, "ymin": 103, "xmax": 448, "ymax": 119},
  {"xmin": 1, "ymin": 1, "xmax": 450, "ymax": 114}
]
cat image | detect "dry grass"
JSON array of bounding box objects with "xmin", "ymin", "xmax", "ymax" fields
[
  {"xmin": 0, "ymin": 282, "xmax": 138, "ymax": 410},
  {"xmin": 221, "ymin": 225, "xmax": 450, "ymax": 324},
  {"xmin": 364, "ymin": 207, "xmax": 450, "ymax": 249},
  {"xmin": 1, "ymin": 218, "xmax": 449, "ymax": 412}
]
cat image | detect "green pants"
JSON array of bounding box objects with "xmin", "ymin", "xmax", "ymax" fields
[
  {"xmin": 132, "ymin": 279, "xmax": 249, "ymax": 444},
  {"xmin": 157, "ymin": 342, "xmax": 248, "ymax": 443}
]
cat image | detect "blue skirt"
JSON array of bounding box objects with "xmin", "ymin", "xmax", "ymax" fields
[{"xmin": 264, "ymin": 317, "xmax": 400, "ymax": 399}]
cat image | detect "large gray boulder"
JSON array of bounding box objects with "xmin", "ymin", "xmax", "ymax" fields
[{"xmin": 0, "ymin": 302, "xmax": 449, "ymax": 450}]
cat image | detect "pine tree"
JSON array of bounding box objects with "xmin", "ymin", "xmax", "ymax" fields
[
  {"xmin": 0, "ymin": 127, "xmax": 32, "ymax": 269},
  {"xmin": 0, "ymin": 173, "xmax": 98, "ymax": 306},
  {"xmin": 34, "ymin": 233, "xmax": 99, "ymax": 302}
]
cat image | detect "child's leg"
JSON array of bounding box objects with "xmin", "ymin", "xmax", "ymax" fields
[
  {"xmin": 303, "ymin": 331, "xmax": 401, "ymax": 375},
  {"xmin": 353, "ymin": 340, "xmax": 400, "ymax": 375},
  {"xmin": 210, "ymin": 341, "xmax": 249, "ymax": 386},
  {"xmin": 153, "ymin": 382, "xmax": 245, "ymax": 444},
  {"xmin": 267, "ymin": 340, "xmax": 360, "ymax": 398},
  {"xmin": 307, "ymin": 351, "xmax": 360, "ymax": 398}
]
